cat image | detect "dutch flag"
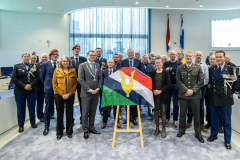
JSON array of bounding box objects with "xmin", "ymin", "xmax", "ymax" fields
[
  {"xmin": 180, "ymin": 15, "xmax": 184, "ymax": 49},
  {"xmin": 166, "ymin": 15, "xmax": 170, "ymax": 52}
]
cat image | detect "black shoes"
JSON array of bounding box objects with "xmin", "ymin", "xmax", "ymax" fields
[
  {"xmin": 132, "ymin": 119, "xmax": 137, "ymax": 125},
  {"xmin": 219, "ymin": 127, "xmax": 224, "ymax": 134},
  {"xmin": 207, "ymin": 135, "xmax": 218, "ymax": 142},
  {"xmin": 19, "ymin": 127, "xmax": 24, "ymax": 133},
  {"xmin": 176, "ymin": 133, "xmax": 185, "ymax": 137},
  {"xmin": 89, "ymin": 129, "xmax": 100, "ymax": 134},
  {"xmin": 195, "ymin": 136, "xmax": 205, "ymax": 143},
  {"xmin": 51, "ymin": 115, "xmax": 56, "ymax": 119},
  {"xmin": 68, "ymin": 135, "xmax": 72, "ymax": 138},
  {"xmin": 205, "ymin": 123, "xmax": 211, "ymax": 129},
  {"xmin": 43, "ymin": 127, "xmax": 49, "ymax": 136},
  {"xmin": 225, "ymin": 143, "xmax": 232, "ymax": 150},
  {"xmin": 31, "ymin": 124, "xmax": 37, "ymax": 128},
  {"xmin": 83, "ymin": 132, "xmax": 89, "ymax": 139},
  {"xmin": 57, "ymin": 135, "xmax": 62, "ymax": 140},
  {"xmin": 40, "ymin": 119, "xmax": 44, "ymax": 122}
]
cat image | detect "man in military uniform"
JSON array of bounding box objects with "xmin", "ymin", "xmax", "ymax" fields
[
  {"xmin": 176, "ymin": 51, "xmax": 204, "ymax": 143},
  {"xmin": 95, "ymin": 48, "xmax": 107, "ymax": 115},
  {"xmin": 207, "ymin": 50, "xmax": 238, "ymax": 150}
]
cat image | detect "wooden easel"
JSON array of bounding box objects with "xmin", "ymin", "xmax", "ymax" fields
[{"xmin": 112, "ymin": 105, "xmax": 144, "ymax": 148}]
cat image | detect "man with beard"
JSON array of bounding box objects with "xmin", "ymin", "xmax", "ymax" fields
[
  {"xmin": 186, "ymin": 51, "xmax": 208, "ymax": 133},
  {"xmin": 176, "ymin": 51, "xmax": 204, "ymax": 143}
]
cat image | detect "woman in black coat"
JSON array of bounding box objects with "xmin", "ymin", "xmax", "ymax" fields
[
  {"xmin": 12, "ymin": 52, "xmax": 39, "ymax": 133},
  {"xmin": 150, "ymin": 56, "xmax": 170, "ymax": 138}
]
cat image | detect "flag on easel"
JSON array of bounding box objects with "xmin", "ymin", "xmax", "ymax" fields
[
  {"xmin": 166, "ymin": 14, "xmax": 170, "ymax": 52},
  {"xmin": 180, "ymin": 14, "xmax": 184, "ymax": 49}
]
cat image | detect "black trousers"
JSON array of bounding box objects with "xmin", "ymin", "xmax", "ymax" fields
[
  {"xmin": 179, "ymin": 99, "xmax": 201, "ymax": 138},
  {"xmin": 125, "ymin": 105, "xmax": 137, "ymax": 120},
  {"xmin": 76, "ymin": 84, "xmax": 82, "ymax": 119},
  {"xmin": 103, "ymin": 106, "xmax": 119, "ymax": 123},
  {"xmin": 54, "ymin": 94, "xmax": 75, "ymax": 136}
]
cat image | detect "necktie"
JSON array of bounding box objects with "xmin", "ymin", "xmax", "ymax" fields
[
  {"xmin": 75, "ymin": 58, "xmax": 79, "ymax": 68},
  {"xmin": 130, "ymin": 60, "xmax": 133, "ymax": 67},
  {"xmin": 90, "ymin": 63, "xmax": 94, "ymax": 75},
  {"xmin": 218, "ymin": 66, "xmax": 221, "ymax": 73},
  {"xmin": 109, "ymin": 70, "xmax": 112, "ymax": 75},
  {"xmin": 53, "ymin": 62, "xmax": 56, "ymax": 70}
]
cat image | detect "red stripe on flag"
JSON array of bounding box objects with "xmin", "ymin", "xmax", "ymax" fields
[
  {"xmin": 119, "ymin": 67, "xmax": 152, "ymax": 91},
  {"xmin": 166, "ymin": 16, "xmax": 170, "ymax": 44}
]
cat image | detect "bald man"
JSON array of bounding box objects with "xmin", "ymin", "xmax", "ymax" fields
[
  {"xmin": 101, "ymin": 59, "xmax": 121, "ymax": 129},
  {"xmin": 205, "ymin": 51, "xmax": 213, "ymax": 65},
  {"xmin": 225, "ymin": 55, "xmax": 236, "ymax": 67}
]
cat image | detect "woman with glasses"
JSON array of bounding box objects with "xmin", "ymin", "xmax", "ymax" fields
[{"xmin": 52, "ymin": 56, "xmax": 77, "ymax": 140}]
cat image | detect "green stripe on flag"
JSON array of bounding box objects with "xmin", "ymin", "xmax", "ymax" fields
[{"xmin": 100, "ymin": 85, "xmax": 136, "ymax": 108}]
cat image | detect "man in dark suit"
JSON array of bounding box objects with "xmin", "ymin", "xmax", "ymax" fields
[
  {"xmin": 70, "ymin": 44, "xmax": 87, "ymax": 124},
  {"xmin": 205, "ymin": 51, "xmax": 213, "ymax": 66},
  {"xmin": 101, "ymin": 59, "xmax": 121, "ymax": 129},
  {"xmin": 79, "ymin": 50, "xmax": 102, "ymax": 140},
  {"xmin": 225, "ymin": 55, "xmax": 236, "ymax": 67},
  {"xmin": 40, "ymin": 49, "xmax": 59, "ymax": 136},
  {"xmin": 95, "ymin": 48, "xmax": 107, "ymax": 115},
  {"xmin": 113, "ymin": 53, "xmax": 121, "ymax": 70},
  {"xmin": 119, "ymin": 49, "xmax": 141, "ymax": 125},
  {"xmin": 36, "ymin": 53, "xmax": 48, "ymax": 122},
  {"xmin": 176, "ymin": 51, "xmax": 205, "ymax": 143},
  {"xmin": 207, "ymin": 51, "xmax": 238, "ymax": 150}
]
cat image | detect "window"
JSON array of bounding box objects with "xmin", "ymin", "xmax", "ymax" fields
[{"xmin": 70, "ymin": 8, "xmax": 149, "ymax": 59}]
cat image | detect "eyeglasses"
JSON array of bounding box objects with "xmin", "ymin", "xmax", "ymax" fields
[{"xmin": 88, "ymin": 55, "xmax": 96, "ymax": 57}]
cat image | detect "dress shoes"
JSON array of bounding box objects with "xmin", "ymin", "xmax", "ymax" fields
[
  {"xmin": 225, "ymin": 143, "xmax": 232, "ymax": 150},
  {"xmin": 219, "ymin": 127, "xmax": 224, "ymax": 134},
  {"xmin": 68, "ymin": 135, "xmax": 72, "ymax": 138},
  {"xmin": 57, "ymin": 135, "xmax": 62, "ymax": 140},
  {"xmin": 89, "ymin": 129, "xmax": 100, "ymax": 134},
  {"xmin": 123, "ymin": 120, "xmax": 127, "ymax": 124},
  {"xmin": 176, "ymin": 132, "xmax": 185, "ymax": 137},
  {"xmin": 31, "ymin": 124, "xmax": 37, "ymax": 128},
  {"xmin": 83, "ymin": 132, "xmax": 89, "ymax": 140},
  {"xmin": 132, "ymin": 119, "xmax": 137, "ymax": 125},
  {"xmin": 173, "ymin": 121, "xmax": 178, "ymax": 127},
  {"xmin": 119, "ymin": 113, "xmax": 123, "ymax": 120},
  {"xmin": 201, "ymin": 125, "xmax": 208, "ymax": 133},
  {"xmin": 51, "ymin": 115, "xmax": 56, "ymax": 119},
  {"xmin": 40, "ymin": 119, "xmax": 44, "ymax": 122},
  {"xmin": 101, "ymin": 123, "xmax": 107, "ymax": 129},
  {"xmin": 205, "ymin": 123, "xmax": 211, "ymax": 129},
  {"xmin": 186, "ymin": 122, "xmax": 192, "ymax": 128},
  {"xmin": 117, "ymin": 123, "xmax": 121, "ymax": 128},
  {"xmin": 207, "ymin": 135, "xmax": 218, "ymax": 142},
  {"xmin": 166, "ymin": 119, "xmax": 169, "ymax": 125},
  {"xmin": 195, "ymin": 136, "xmax": 205, "ymax": 143},
  {"xmin": 43, "ymin": 127, "xmax": 49, "ymax": 136},
  {"xmin": 18, "ymin": 126, "xmax": 24, "ymax": 133}
]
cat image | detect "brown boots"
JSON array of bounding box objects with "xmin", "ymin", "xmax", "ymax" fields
[{"xmin": 154, "ymin": 126, "xmax": 166, "ymax": 138}]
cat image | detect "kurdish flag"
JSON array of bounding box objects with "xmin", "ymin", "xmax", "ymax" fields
[{"xmin": 100, "ymin": 67, "xmax": 154, "ymax": 108}]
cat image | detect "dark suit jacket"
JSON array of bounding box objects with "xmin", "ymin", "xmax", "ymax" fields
[
  {"xmin": 95, "ymin": 57, "xmax": 107, "ymax": 70},
  {"xmin": 208, "ymin": 64, "xmax": 238, "ymax": 106},
  {"xmin": 102, "ymin": 68, "xmax": 117, "ymax": 81},
  {"xmin": 205, "ymin": 56, "xmax": 210, "ymax": 66},
  {"xmin": 12, "ymin": 63, "xmax": 39, "ymax": 95},
  {"xmin": 40, "ymin": 61, "xmax": 56, "ymax": 93},
  {"xmin": 70, "ymin": 56, "xmax": 87, "ymax": 76},
  {"xmin": 114, "ymin": 62, "xmax": 121, "ymax": 70},
  {"xmin": 120, "ymin": 58, "xmax": 141, "ymax": 70},
  {"xmin": 150, "ymin": 70, "xmax": 170, "ymax": 104},
  {"xmin": 37, "ymin": 62, "xmax": 44, "ymax": 92},
  {"xmin": 227, "ymin": 61, "xmax": 236, "ymax": 67}
]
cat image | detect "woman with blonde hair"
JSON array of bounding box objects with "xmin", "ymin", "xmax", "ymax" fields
[{"xmin": 52, "ymin": 56, "xmax": 77, "ymax": 140}]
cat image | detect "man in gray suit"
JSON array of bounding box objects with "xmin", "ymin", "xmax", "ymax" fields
[
  {"xmin": 175, "ymin": 51, "xmax": 205, "ymax": 143},
  {"xmin": 78, "ymin": 50, "xmax": 102, "ymax": 140}
]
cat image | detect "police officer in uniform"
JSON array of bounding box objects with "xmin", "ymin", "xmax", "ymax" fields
[
  {"xmin": 12, "ymin": 52, "xmax": 39, "ymax": 133},
  {"xmin": 176, "ymin": 51, "xmax": 205, "ymax": 143},
  {"xmin": 207, "ymin": 50, "xmax": 238, "ymax": 150}
]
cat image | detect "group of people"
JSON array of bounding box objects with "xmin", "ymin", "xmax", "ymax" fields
[{"xmin": 11, "ymin": 45, "xmax": 237, "ymax": 150}]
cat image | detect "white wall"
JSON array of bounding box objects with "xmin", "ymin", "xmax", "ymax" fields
[
  {"xmin": 0, "ymin": 11, "xmax": 70, "ymax": 67},
  {"xmin": 151, "ymin": 9, "xmax": 240, "ymax": 65}
]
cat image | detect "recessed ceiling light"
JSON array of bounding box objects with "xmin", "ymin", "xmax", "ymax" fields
[
  {"xmin": 38, "ymin": 7, "xmax": 41, "ymax": 9},
  {"xmin": 199, "ymin": 5, "xmax": 203, "ymax": 7},
  {"xmin": 166, "ymin": 6, "xmax": 169, "ymax": 8},
  {"xmin": 136, "ymin": 2, "xmax": 139, "ymax": 4}
]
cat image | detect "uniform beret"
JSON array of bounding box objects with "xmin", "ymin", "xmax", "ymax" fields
[
  {"xmin": 72, "ymin": 44, "xmax": 80, "ymax": 50},
  {"xmin": 49, "ymin": 49, "xmax": 58, "ymax": 56}
]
